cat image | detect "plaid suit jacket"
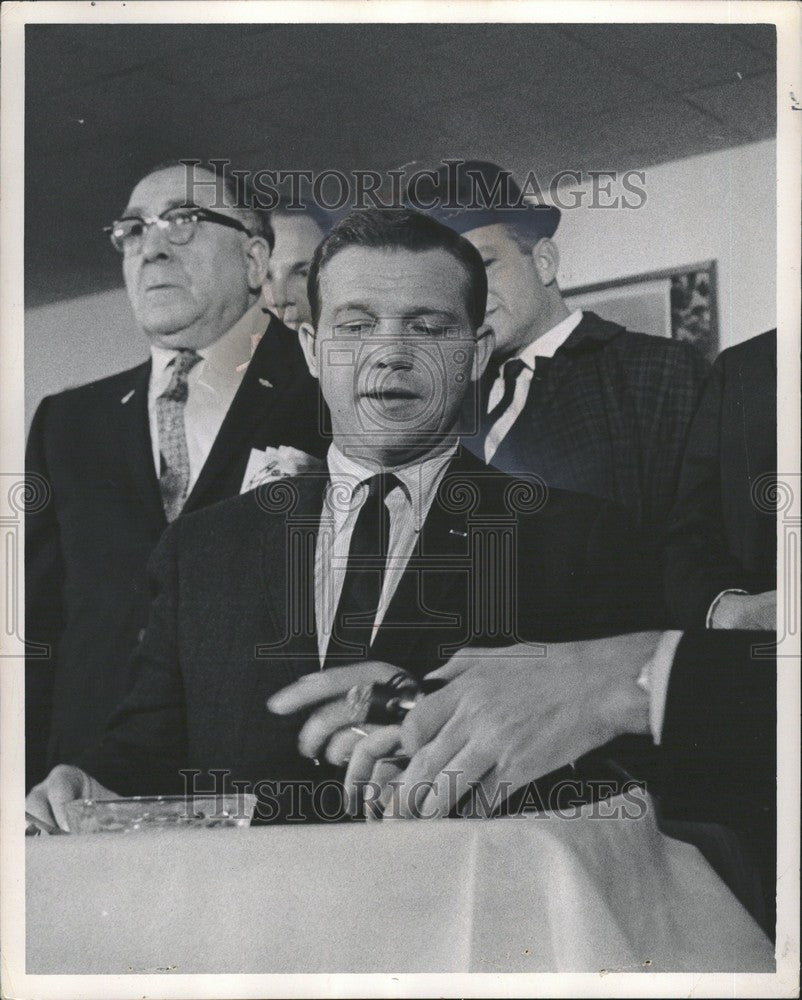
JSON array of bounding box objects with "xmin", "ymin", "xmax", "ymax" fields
[{"xmin": 464, "ymin": 311, "xmax": 710, "ymax": 540}]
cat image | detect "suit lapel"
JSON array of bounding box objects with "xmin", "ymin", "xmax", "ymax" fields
[
  {"xmin": 183, "ymin": 315, "xmax": 293, "ymax": 514},
  {"xmin": 118, "ymin": 359, "xmax": 167, "ymax": 532},
  {"xmin": 258, "ymin": 471, "xmax": 329, "ymax": 679}
]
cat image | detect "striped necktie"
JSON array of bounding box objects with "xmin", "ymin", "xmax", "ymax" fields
[{"xmin": 157, "ymin": 349, "xmax": 201, "ymax": 522}]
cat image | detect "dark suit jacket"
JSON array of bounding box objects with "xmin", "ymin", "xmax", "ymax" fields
[
  {"xmin": 463, "ymin": 311, "xmax": 709, "ymax": 544},
  {"xmin": 663, "ymin": 330, "xmax": 777, "ymax": 627},
  {"xmin": 658, "ymin": 629, "xmax": 776, "ymax": 931},
  {"xmin": 25, "ymin": 311, "xmax": 327, "ymax": 787},
  {"xmin": 77, "ymin": 448, "xmax": 661, "ymax": 816}
]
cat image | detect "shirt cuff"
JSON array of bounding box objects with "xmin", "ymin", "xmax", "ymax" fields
[
  {"xmin": 636, "ymin": 630, "xmax": 684, "ymax": 745},
  {"xmin": 706, "ymin": 588, "xmax": 750, "ymax": 629}
]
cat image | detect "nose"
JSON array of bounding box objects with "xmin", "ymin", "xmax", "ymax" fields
[
  {"xmin": 267, "ymin": 271, "xmax": 291, "ymax": 312},
  {"xmin": 140, "ymin": 220, "xmax": 173, "ymax": 262},
  {"xmin": 376, "ymin": 353, "xmax": 413, "ymax": 370}
]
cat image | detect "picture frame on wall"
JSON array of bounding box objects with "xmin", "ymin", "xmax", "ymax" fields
[{"xmin": 564, "ymin": 260, "xmax": 719, "ymax": 362}]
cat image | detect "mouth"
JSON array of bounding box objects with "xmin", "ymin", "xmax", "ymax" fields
[{"xmin": 360, "ymin": 387, "xmax": 420, "ymax": 401}]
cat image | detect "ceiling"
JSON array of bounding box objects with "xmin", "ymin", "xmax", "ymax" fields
[{"xmin": 24, "ymin": 22, "xmax": 776, "ymax": 307}]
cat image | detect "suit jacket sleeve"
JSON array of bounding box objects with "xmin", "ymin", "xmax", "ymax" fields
[
  {"xmin": 25, "ymin": 397, "xmax": 65, "ymax": 788},
  {"xmin": 663, "ymin": 357, "xmax": 753, "ymax": 627},
  {"xmin": 75, "ymin": 522, "xmax": 188, "ymax": 796},
  {"xmin": 658, "ymin": 630, "xmax": 775, "ymax": 830}
]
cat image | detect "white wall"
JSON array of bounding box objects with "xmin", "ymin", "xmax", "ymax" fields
[
  {"xmin": 25, "ymin": 286, "xmax": 144, "ymax": 428},
  {"xmin": 25, "ymin": 139, "xmax": 777, "ymax": 428},
  {"xmin": 556, "ymin": 139, "xmax": 776, "ymax": 352}
]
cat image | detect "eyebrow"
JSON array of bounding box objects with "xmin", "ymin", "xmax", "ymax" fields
[
  {"xmin": 402, "ymin": 306, "xmax": 462, "ymax": 321},
  {"xmin": 333, "ymin": 303, "xmax": 461, "ymax": 321},
  {"xmin": 119, "ymin": 198, "xmax": 195, "ymax": 218},
  {"xmin": 333, "ymin": 303, "xmax": 376, "ymax": 317}
]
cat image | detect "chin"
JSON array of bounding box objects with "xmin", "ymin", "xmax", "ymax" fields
[{"xmin": 143, "ymin": 314, "xmax": 202, "ymax": 344}]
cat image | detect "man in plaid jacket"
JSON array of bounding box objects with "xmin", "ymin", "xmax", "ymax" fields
[{"xmin": 416, "ymin": 161, "xmax": 709, "ymax": 549}]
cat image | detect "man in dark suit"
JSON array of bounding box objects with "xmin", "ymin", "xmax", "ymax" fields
[
  {"xmin": 412, "ymin": 161, "xmax": 709, "ymax": 544},
  {"xmin": 25, "ymin": 162, "xmax": 327, "ymax": 789},
  {"xmin": 664, "ymin": 330, "xmax": 777, "ymax": 629},
  {"xmin": 26, "ymin": 207, "xmax": 660, "ymax": 828}
]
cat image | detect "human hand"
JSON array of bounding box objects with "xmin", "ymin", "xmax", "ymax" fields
[
  {"xmin": 711, "ymin": 591, "xmax": 776, "ymax": 630},
  {"xmin": 249, "ymin": 446, "xmax": 326, "ymax": 489},
  {"xmin": 379, "ymin": 633, "xmax": 659, "ymax": 820},
  {"xmin": 342, "ymin": 725, "xmax": 406, "ymax": 818},
  {"xmin": 266, "ymin": 660, "xmax": 402, "ymax": 765},
  {"xmin": 25, "ymin": 764, "xmax": 117, "ymax": 833}
]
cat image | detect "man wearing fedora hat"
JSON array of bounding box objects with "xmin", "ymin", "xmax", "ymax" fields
[{"xmin": 412, "ymin": 161, "xmax": 709, "ymax": 557}]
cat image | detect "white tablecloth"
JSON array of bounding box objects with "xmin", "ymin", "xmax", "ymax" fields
[{"xmin": 26, "ymin": 793, "xmax": 774, "ymax": 973}]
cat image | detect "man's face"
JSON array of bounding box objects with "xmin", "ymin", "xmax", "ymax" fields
[
  {"xmin": 299, "ymin": 246, "xmax": 492, "ymax": 465},
  {"xmin": 463, "ymin": 223, "xmax": 548, "ymax": 358},
  {"xmin": 264, "ymin": 213, "xmax": 325, "ymax": 330},
  {"xmin": 121, "ymin": 166, "xmax": 267, "ymax": 350}
]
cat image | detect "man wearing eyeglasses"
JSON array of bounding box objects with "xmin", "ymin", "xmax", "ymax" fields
[{"xmin": 25, "ymin": 161, "xmax": 327, "ymax": 789}]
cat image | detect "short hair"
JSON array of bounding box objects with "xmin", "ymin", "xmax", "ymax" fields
[
  {"xmin": 269, "ymin": 197, "xmax": 334, "ymax": 237},
  {"xmin": 307, "ymin": 207, "xmax": 487, "ymax": 329},
  {"xmin": 501, "ymin": 215, "xmax": 553, "ymax": 255},
  {"xmin": 143, "ymin": 159, "xmax": 275, "ymax": 252}
]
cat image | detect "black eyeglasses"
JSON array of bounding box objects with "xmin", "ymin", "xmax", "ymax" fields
[{"xmin": 104, "ymin": 205, "xmax": 252, "ymax": 254}]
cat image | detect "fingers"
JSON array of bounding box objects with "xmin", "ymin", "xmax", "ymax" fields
[
  {"xmin": 424, "ymin": 650, "xmax": 474, "ymax": 682},
  {"xmin": 416, "ymin": 747, "xmax": 496, "ymax": 820},
  {"xmin": 323, "ymin": 725, "xmax": 379, "ymax": 767},
  {"xmin": 45, "ymin": 768, "xmax": 82, "ymax": 832},
  {"xmin": 399, "ymin": 683, "xmax": 459, "ymax": 756},
  {"xmin": 25, "ymin": 784, "xmax": 59, "ymax": 832},
  {"xmin": 343, "ymin": 726, "xmax": 403, "ymax": 814},
  {"xmin": 267, "ymin": 660, "xmax": 399, "ymax": 715},
  {"xmin": 297, "ymin": 700, "xmax": 359, "ymax": 759},
  {"xmin": 396, "ymin": 718, "xmax": 468, "ymax": 818}
]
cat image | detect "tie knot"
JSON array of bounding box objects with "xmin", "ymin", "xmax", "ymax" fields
[
  {"xmin": 364, "ymin": 472, "xmax": 400, "ymax": 501},
  {"xmin": 160, "ymin": 350, "xmax": 201, "ymax": 403},
  {"xmin": 501, "ymin": 358, "xmax": 527, "ymax": 383}
]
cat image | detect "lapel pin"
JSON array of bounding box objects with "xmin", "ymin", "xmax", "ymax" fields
[
  {"xmin": 449, "ymin": 528, "xmax": 468, "ymax": 538},
  {"xmin": 258, "ymin": 378, "xmax": 274, "ymax": 389},
  {"xmin": 120, "ymin": 389, "xmax": 135, "ymax": 404}
]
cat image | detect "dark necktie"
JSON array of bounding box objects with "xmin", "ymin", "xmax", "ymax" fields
[
  {"xmin": 326, "ymin": 473, "xmax": 398, "ymax": 666},
  {"xmin": 157, "ymin": 349, "xmax": 201, "ymax": 522},
  {"xmin": 483, "ymin": 357, "xmax": 527, "ymax": 432}
]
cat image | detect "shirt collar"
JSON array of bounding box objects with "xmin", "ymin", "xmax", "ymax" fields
[
  {"xmin": 325, "ymin": 440, "xmax": 459, "ymax": 531},
  {"xmin": 149, "ymin": 300, "xmax": 266, "ymax": 384},
  {"xmin": 515, "ymin": 309, "xmax": 583, "ymax": 371}
]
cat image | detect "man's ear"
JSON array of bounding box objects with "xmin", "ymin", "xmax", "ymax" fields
[
  {"xmin": 531, "ymin": 238, "xmax": 560, "ymax": 288},
  {"xmin": 470, "ymin": 323, "xmax": 495, "ymax": 382},
  {"xmin": 245, "ymin": 236, "xmax": 271, "ymax": 292},
  {"xmin": 297, "ymin": 321, "xmax": 320, "ymax": 380}
]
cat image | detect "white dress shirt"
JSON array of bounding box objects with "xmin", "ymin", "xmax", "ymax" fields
[
  {"xmin": 636, "ymin": 630, "xmax": 684, "ymax": 743},
  {"xmin": 315, "ymin": 441, "xmax": 458, "ymax": 665},
  {"xmin": 148, "ymin": 302, "xmax": 267, "ymax": 490},
  {"xmin": 485, "ymin": 309, "xmax": 584, "ymax": 462}
]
